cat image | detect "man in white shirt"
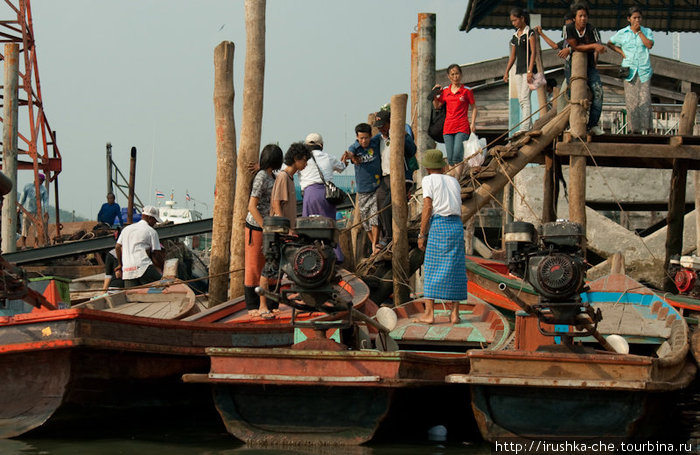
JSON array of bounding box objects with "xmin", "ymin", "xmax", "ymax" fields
[
  {"xmin": 416, "ymin": 150, "xmax": 468, "ymax": 325},
  {"xmin": 298, "ymin": 132, "xmax": 348, "ymax": 262},
  {"xmin": 115, "ymin": 205, "xmax": 164, "ymax": 288}
]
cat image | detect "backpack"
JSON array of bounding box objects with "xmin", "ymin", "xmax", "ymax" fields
[{"xmin": 428, "ymin": 104, "xmax": 446, "ymax": 144}]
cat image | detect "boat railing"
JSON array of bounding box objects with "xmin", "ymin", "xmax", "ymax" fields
[{"xmin": 601, "ymin": 103, "xmax": 700, "ymax": 136}]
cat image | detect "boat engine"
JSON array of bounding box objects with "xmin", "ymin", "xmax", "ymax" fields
[
  {"xmin": 670, "ymin": 255, "xmax": 700, "ymax": 297},
  {"xmin": 505, "ymin": 220, "xmax": 601, "ymax": 339},
  {"xmin": 259, "ymin": 215, "xmax": 351, "ymax": 316}
]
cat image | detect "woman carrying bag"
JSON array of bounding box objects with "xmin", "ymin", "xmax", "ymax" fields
[
  {"xmin": 431, "ymin": 64, "xmax": 478, "ymax": 166},
  {"xmin": 503, "ymin": 7, "xmax": 538, "ymax": 132}
]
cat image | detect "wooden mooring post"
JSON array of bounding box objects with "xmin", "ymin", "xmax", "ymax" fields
[
  {"xmin": 664, "ymin": 92, "xmax": 698, "ymax": 291},
  {"xmin": 415, "ymin": 12, "xmax": 436, "ymax": 186},
  {"xmin": 127, "ymin": 147, "xmax": 137, "ymax": 224},
  {"xmin": 210, "ymin": 41, "xmax": 237, "ymax": 306},
  {"xmin": 2, "ymin": 43, "xmax": 19, "ymax": 253},
  {"xmin": 230, "ymin": 0, "xmax": 266, "ymax": 299},
  {"xmin": 390, "ymin": 94, "xmax": 410, "ymax": 305},
  {"xmin": 568, "ymin": 51, "xmax": 588, "ymax": 247}
]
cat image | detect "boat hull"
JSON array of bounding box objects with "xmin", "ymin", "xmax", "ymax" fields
[{"xmin": 185, "ymin": 348, "xmax": 473, "ymax": 445}]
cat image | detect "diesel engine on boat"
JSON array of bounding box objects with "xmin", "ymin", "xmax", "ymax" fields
[
  {"xmin": 260, "ymin": 215, "xmax": 350, "ymax": 315},
  {"xmin": 669, "ymin": 255, "xmax": 700, "ymax": 297},
  {"xmin": 504, "ymin": 220, "xmax": 600, "ymax": 336}
]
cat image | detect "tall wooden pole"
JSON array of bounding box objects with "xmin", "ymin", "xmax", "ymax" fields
[
  {"xmin": 410, "ymin": 32, "xmax": 418, "ymax": 136},
  {"xmin": 127, "ymin": 147, "xmax": 136, "ymax": 224},
  {"xmin": 390, "ymin": 94, "xmax": 410, "ymax": 305},
  {"xmin": 568, "ymin": 51, "xmax": 588, "ymax": 240},
  {"xmin": 2, "ymin": 43, "xmax": 19, "ymax": 253},
  {"xmin": 106, "ymin": 142, "xmax": 113, "ymax": 195},
  {"xmin": 416, "ymin": 13, "xmax": 436, "ymax": 187},
  {"xmin": 229, "ymin": 0, "xmax": 266, "ymax": 299},
  {"xmin": 665, "ymin": 92, "xmax": 697, "ymax": 291},
  {"xmin": 210, "ymin": 41, "xmax": 237, "ymax": 306}
]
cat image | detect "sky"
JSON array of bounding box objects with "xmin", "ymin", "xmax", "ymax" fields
[{"xmin": 5, "ymin": 0, "xmax": 698, "ymax": 219}]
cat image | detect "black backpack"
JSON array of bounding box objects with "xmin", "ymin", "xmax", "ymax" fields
[{"xmin": 428, "ymin": 104, "xmax": 446, "ymax": 144}]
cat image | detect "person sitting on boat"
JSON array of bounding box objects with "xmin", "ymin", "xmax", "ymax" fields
[
  {"xmin": 257, "ymin": 143, "xmax": 310, "ymax": 319},
  {"xmin": 19, "ymin": 172, "xmax": 49, "ymax": 249},
  {"xmin": 102, "ymin": 248, "xmax": 124, "ymax": 291},
  {"xmin": 97, "ymin": 192, "xmax": 122, "ymax": 226},
  {"xmin": 115, "ymin": 205, "xmax": 164, "ymax": 288},
  {"xmin": 244, "ymin": 144, "xmax": 283, "ymax": 317},
  {"xmin": 298, "ymin": 132, "xmax": 347, "ymax": 263},
  {"xmin": 416, "ymin": 149, "xmax": 468, "ymax": 325}
]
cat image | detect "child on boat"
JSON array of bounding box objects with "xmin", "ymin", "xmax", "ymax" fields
[
  {"xmin": 257, "ymin": 142, "xmax": 311, "ymax": 319},
  {"xmin": 244, "ymin": 144, "xmax": 283, "ymax": 317}
]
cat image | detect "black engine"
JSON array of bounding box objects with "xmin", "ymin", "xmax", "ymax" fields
[
  {"xmin": 505, "ymin": 220, "xmax": 600, "ymax": 338},
  {"xmin": 259, "ymin": 215, "xmax": 351, "ymax": 315}
]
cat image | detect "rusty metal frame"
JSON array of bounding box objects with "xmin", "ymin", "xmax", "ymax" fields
[{"xmin": 0, "ymin": 0, "xmax": 62, "ymax": 246}]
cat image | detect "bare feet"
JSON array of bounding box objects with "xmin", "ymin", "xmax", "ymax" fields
[
  {"xmin": 247, "ymin": 309, "xmax": 260, "ymax": 317},
  {"xmin": 413, "ymin": 316, "xmax": 434, "ymax": 324},
  {"xmin": 450, "ymin": 302, "xmax": 461, "ymax": 324}
]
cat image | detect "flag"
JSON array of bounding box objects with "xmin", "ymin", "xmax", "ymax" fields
[
  {"xmin": 156, "ymin": 190, "xmax": 165, "ymax": 199},
  {"xmin": 185, "ymin": 192, "xmax": 191, "ymax": 201}
]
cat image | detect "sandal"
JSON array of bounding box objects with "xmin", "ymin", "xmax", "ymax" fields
[
  {"xmin": 247, "ymin": 309, "xmax": 261, "ymax": 317},
  {"xmin": 260, "ymin": 311, "xmax": 275, "ymax": 320}
]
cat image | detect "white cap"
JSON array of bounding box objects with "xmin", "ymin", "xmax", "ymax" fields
[
  {"xmin": 304, "ymin": 133, "xmax": 323, "ymax": 148},
  {"xmin": 141, "ymin": 205, "xmax": 162, "ymax": 223}
]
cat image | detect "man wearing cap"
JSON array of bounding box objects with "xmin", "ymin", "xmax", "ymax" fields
[
  {"xmin": 298, "ymin": 132, "xmax": 348, "ymax": 262},
  {"xmin": 416, "ymin": 149, "xmax": 467, "ymax": 325},
  {"xmin": 373, "ymin": 109, "xmax": 418, "ymax": 247},
  {"xmin": 115, "ymin": 206, "xmax": 164, "ymax": 287},
  {"xmin": 19, "ymin": 173, "xmax": 49, "ymax": 248}
]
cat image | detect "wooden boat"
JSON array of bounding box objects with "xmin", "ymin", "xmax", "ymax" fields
[
  {"xmin": 0, "ymin": 269, "xmax": 369, "ymax": 438},
  {"xmin": 72, "ymin": 279, "xmax": 197, "ymax": 319},
  {"xmin": 447, "ymin": 273, "xmax": 696, "ymax": 441},
  {"xmin": 183, "ymin": 296, "xmax": 511, "ymax": 445},
  {"xmin": 465, "ymin": 255, "xmax": 537, "ymax": 318}
]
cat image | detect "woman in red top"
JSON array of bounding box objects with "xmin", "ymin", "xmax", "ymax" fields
[{"xmin": 431, "ymin": 64, "xmax": 478, "ymax": 165}]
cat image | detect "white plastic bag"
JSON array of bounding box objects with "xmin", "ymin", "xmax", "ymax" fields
[{"xmin": 463, "ymin": 133, "xmax": 487, "ymax": 167}]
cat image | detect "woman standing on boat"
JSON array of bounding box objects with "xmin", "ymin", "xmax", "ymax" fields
[
  {"xmin": 607, "ymin": 7, "xmax": 654, "ymax": 134},
  {"xmin": 244, "ymin": 144, "xmax": 283, "ymax": 316},
  {"xmin": 431, "ymin": 64, "xmax": 478, "ymax": 166},
  {"xmin": 503, "ymin": 7, "xmax": 537, "ymax": 132},
  {"xmin": 416, "ymin": 149, "xmax": 468, "ymax": 324}
]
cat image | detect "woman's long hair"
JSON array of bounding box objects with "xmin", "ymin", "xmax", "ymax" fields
[{"xmin": 510, "ymin": 7, "xmax": 530, "ymax": 26}]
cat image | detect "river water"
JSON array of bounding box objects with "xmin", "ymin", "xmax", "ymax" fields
[{"xmin": 0, "ymin": 434, "xmax": 491, "ymax": 455}]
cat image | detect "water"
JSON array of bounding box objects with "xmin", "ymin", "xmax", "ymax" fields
[{"xmin": 0, "ymin": 434, "xmax": 491, "ymax": 455}]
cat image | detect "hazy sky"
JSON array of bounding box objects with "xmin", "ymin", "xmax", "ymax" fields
[{"xmin": 7, "ymin": 1, "xmax": 698, "ymax": 219}]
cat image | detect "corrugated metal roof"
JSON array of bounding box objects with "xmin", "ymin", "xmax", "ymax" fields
[{"xmin": 460, "ymin": 0, "xmax": 700, "ymax": 33}]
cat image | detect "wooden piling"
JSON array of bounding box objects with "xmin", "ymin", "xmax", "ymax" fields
[
  {"xmin": 416, "ymin": 13, "xmax": 436, "ymax": 186},
  {"xmin": 410, "ymin": 32, "xmax": 418, "ymax": 136},
  {"xmin": 664, "ymin": 92, "xmax": 697, "ymax": 291},
  {"xmin": 229, "ymin": 0, "xmax": 266, "ymax": 299},
  {"xmin": 389, "ymin": 94, "xmax": 410, "ymax": 305},
  {"xmin": 2, "ymin": 43, "xmax": 19, "ymax": 253},
  {"xmin": 106, "ymin": 143, "xmax": 113, "ymax": 195},
  {"xmin": 210, "ymin": 41, "xmax": 237, "ymax": 306},
  {"xmin": 568, "ymin": 51, "xmax": 588, "ymax": 236},
  {"xmin": 127, "ymin": 147, "xmax": 136, "ymax": 224}
]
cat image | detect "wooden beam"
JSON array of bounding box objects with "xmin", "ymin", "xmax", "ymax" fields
[
  {"xmin": 665, "ymin": 92, "xmax": 697, "ymax": 292},
  {"xmin": 389, "ymin": 94, "xmax": 410, "ymax": 305},
  {"xmin": 556, "ymin": 143, "xmax": 700, "ymax": 159},
  {"xmin": 568, "ymin": 51, "xmax": 588, "ymax": 240},
  {"xmin": 229, "ymin": 0, "xmax": 266, "ymax": 299},
  {"xmin": 210, "ymin": 41, "xmax": 237, "ymax": 306}
]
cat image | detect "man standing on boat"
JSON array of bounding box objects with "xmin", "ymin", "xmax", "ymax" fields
[
  {"xmin": 19, "ymin": 173, "xmax": 49, "ymax": 249},
  {"xmin": 416, "ymin": 150, "xmax": 468, "ymax": 324},
  {"xmin": 115, "ymin": 206, "xmax": 164, "ymax": 288}
]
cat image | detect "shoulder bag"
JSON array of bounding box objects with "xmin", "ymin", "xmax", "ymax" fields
[
  {"xmin": 310, "ymin": 152, "xmax": 346, "ymax": 206},
  {"xmin": 527, "ymin": 29, "xmax": 547, "ymax": 91}
]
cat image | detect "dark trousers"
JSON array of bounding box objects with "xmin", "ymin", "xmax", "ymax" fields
[
  {"xmin": 375, "ymin": 175, "xmax": 413, "ymax": 244},
  {"xmin": 124, "ymin": 265, "xmax": 162, "ymax": 288}
]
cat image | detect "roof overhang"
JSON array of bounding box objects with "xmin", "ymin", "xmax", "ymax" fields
[{"xmin": 460, "ymin": 0, "xmax": 700, "ymax": 33}]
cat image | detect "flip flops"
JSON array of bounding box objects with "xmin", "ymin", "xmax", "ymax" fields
[{"xmin": 260, "ymin": 311, "xmax": 276, "ymax": 320}]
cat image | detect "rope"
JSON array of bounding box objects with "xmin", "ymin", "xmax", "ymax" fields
[{"xmin": 571, "ymin": 133, "xmax": 678, "ymax": 284}]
